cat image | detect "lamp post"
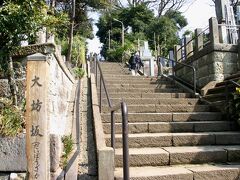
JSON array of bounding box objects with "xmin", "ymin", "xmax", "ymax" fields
[{"xmin": 113, "ymin": 18, "xmax": 125, "ymax": 47}]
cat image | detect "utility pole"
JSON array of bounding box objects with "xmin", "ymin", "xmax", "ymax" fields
[
  {"xmin": 108, "ymin": 30, "xmax": 111, "ymax": 49},
  {"xmin": 113, "ymin": 18, "xmax": 125, "ymax": 47},
  {"xmin": 67, "ymin": 0, "xmax": 75, "ymax": 62},
  {"xmin": 157, "ymin": 35, "xmax": 161, "ymax": 76}
]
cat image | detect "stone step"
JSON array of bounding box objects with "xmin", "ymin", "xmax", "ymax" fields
[
  {"xmin": 104, "ymin": 83, "xmax": 176, "ymax": 89},
  {"xmin": 101, "ymin": 104, "xmax": 211, "ymax": 113},
  {"xmin": 103, "ymin": 121, "xmax": 235, "ymax": 134},
  {"xmin": 114, "ymin": 146, "xmax": 240, "ymax": 167},
  {"xmin": 99, "ymin": 92, "xmax": 193, "ymax": 99},
  {"xmin": 101, "ymin": 112, "xmax": 223, "ymax": 123},
  {"xmin": 105, "ymin": 79, "xmax": 173, "ymax": 84},
  {"xmin": 101, "ymin": 98, "xmax": 199, "ymax": 105},
  {"xmin": 207, "ymin": 84, "xmax": 235, "ymax": 95},
  {"xmin": 114, "ymin": 162, "xmax": 240, "ymax": 180},
  {"xmin": 204, "ymin": 93, "xmax": 226, "ymax": 102},
  {"xmin": 100, "ymin": 87, "xmax": 182, "ymax": 93},
  {"xmin": 216, "ymin": 76, "xmax": 240, "ymax": 87},
  {"xmin": 103, "ymin": 76, "xmax": 159, "ymax": 81},
  {"xmin": 105, "ymin": 132, "xmax": 240, "ymax": 148},
  {"xmin": 225, "ymin": 71, "xmax": 240, "ymax": 81}
]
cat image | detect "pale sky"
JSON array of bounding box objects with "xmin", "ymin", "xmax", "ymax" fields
[{"xmin": 86, "ymin": 0, "xmax": 216, "ymax": 54}]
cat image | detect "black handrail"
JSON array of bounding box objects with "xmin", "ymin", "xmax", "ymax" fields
[
  {"xmin": 159, "ymin": 56, "xmax": 197, "ymax": 95},
  {"xmin": 94, "ymin": 59, "xmax": 130, "ymax": 180}
]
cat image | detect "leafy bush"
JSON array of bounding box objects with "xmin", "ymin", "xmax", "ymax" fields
[
  {"xmin": 56, "ymin": 35, "xmax": 86, "ymax": 66},
  {"xmin": 106, "ymin": 39, "xmax": 135, "ymax": 62},
  {"xmin": 228, "ymin": 85, "xmax": 240, "ymax": 124},
  {"xmin": 61, "ymin": 135, "xmax": 74, "ymax": 167},
  {"xmin": 0, "ymin": 98, "xmax": 24, "ymax": 136},
  {"xmin": 73, "ymin": 67, "xmax": 85, "ymax": 78}
]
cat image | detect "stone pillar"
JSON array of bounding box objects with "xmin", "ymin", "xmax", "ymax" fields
[
  {"xmin": 184, "ymin": 36, "xmax": 193, "ymax": 58},
  {"xmin": 174, "ymin": 45, "xmax": 181, "ymax": 61},
  {"xmin": 149, "ymin": 58, "xmax": 155, "ymax": 76},
  {"xmin": 209, "ymin": 17, "xmax": 220, "ymax": 44},
  {"xmin": 195, "ymin": 28, "xmax": 203, "ymax": 51},
  {"xmin": 26, "ymin": 53, "xmax": 50, "ymax": 180}
]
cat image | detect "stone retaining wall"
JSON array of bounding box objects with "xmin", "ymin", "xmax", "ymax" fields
[{"xmin": 175, "ymin": 43, "xmax": 239, "ymax": 88}]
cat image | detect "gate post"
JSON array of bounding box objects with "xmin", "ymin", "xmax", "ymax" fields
[{"xmin": 26, "ymin": 53, "xmax": 50, "ymax": 180}]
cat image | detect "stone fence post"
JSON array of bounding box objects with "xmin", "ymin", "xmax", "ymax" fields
[
  {"xmin": 26, "ymin": 53, "xmax": 50, "ymax": 180},
  {"xmin": 209, "ymin": 17, "xmax": 219, "ymax": 44},
  {"xmin": 195, "ymin": 28, "xmax": 203, "ymax": 52},
  {"xmin": 174, "ymin": 45, "xmax": 181, "ymax": 61},
  {"xmin": 184, "ymin": 36, "xmax": 193, "ymax": 58}
]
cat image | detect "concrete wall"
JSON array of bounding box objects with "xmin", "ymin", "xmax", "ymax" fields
[{"xmin": 175, "ymin": 43, "xmax": 239, "ymax": 88}]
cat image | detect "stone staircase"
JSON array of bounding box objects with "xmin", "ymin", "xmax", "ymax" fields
[
  {"xmin": 204, "ymin": 72, "xmax": 240, "ymax": 112},
  {"xmin": 98, "ymin": 62, "xmax": 240, "ymax": 180}
]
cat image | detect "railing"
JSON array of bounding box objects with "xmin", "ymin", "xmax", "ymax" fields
[
  {"xmin": 225, "ymin": 80, "xmax": 240, "ymax": 121},
  {"xmin": 176, "ymin": 26, "xmax": 210, "ymax": 62},
  {"xmin": 159, "ymin": 56, "xmax": 197, "ymax": 95},
  {"xmin": 201, "ymin": 26, "xmax": 211, "ymax": 47},
  {"xmin": 94, "ymin": 59, "xmax": 130, "ymax": 180}
]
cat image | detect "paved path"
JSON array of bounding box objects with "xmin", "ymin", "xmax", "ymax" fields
[{"xmin": 78, "ymin": 77, "xmax": 98, "ymax": 180}]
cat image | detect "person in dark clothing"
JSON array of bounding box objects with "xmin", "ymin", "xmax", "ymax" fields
[
  {"xmin": 128, "ymin": 53, "xmax": 137, "ymax": 75},
  {"xmin": 129, "ymin": 52, "xmax": 144, "ymax": 75}
]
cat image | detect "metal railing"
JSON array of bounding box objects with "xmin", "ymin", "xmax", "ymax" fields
[
  {"xmin": 94, "ymin": 59, "xmax": 130, "ymax": 180},
  {"xmin": 159, "ymin": 56, "xmax": 197, "ymax": 95},
  {"xmin": 201, "ymin": 26, "xmax": 211, "ymax": 47},
  {"xmin": 225, "ymin": 80, "xmax": 240, "ymax": 121},
  {"xmin": 176, "ymin": 26, "xmax": 210, "ymax": 62}
]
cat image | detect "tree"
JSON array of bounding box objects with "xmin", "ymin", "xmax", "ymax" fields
[
  {"xmin": 146, "ymin": 10, "xmax": 187, "ymax": 56},
  {"xmin": 49, "ymin": 0, "xmax": 111, "ymax": 62},
  {"xmin": 96, "ymin": 4, "xmax": 155, "ymax": 60},
  {"xmin": 120, "ymin": 0, "xmax": 192, "ymax": 17},
  {"xmin": 0, "ymin": 0, "xmax": 67, "ymax": 104},
  {"xmin": 96, "ymin": 3, "xmax": 188, "ymax": 61}
]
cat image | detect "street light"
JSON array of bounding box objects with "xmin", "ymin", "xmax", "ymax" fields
[{"xmin": 113, "ymin": 18, "xmax": 125, "ymax": 47}]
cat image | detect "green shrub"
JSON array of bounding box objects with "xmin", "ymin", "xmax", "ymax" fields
[
  {"xmin": 0, "ymin": 98, "xmax": 23, "ymax": 136},
  {"xmin": 61, "ymin": 134, "xmax": 74, "ymax": 167},
  {"xmin": 229, "ymin": 86, "xmax": 240, "ymax": 125},
  {"xmin": 73, "ymin": 67, "xmax": 85, "ymax": 78}
]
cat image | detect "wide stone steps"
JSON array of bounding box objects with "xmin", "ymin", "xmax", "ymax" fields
[
  {"xmin": 101, "ymin": 112, "xmax": 223, "ymax": 123},
  {"xmin": 101, "ymin": 87, "xmax": 183, "ymax": 93},
  {"xmin": 101, "ymin": 98, "xmax": 199, "ymax": 105},
  {"xmin": 114, "ymin": 163, "xmax": 240, "ymax": 180},
  {"xmin": 99, "ymin": 92, "xmax": 193, "ymax": 98},
  {"xmin": 105, "ymin": 132, "xmax": 240, "ymax": 148},
  {"xmin": 114, "ymin": 146, "xmax": 240, "ymax": 167},
  {"xmin": 101, "ymin": 104, "xmax": 211, "ymax": 113},
  {"xmin": 104, "ymin": 83, "xmax": 176, "ymax": 89},
  {"xmin": 102, "ymin": 77, "xmax": 160, "ymax": 82},
  {"xmin": 105, "ymin": 79, "xmax": 173, "ymax": 84},
  {"xmin": 97, "ymin": 62, "xmax": 240, "ymax": 179},
  {"xmin": 103, "ymin": 121, "xmax": 235, "ymax": 134}
]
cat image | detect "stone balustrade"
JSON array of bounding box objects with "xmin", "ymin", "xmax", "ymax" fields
[{"xmin": 173, "ymin": 17, "xmax": 240, "ymax": 89}]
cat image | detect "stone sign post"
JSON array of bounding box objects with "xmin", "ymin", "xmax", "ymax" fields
[{"xmin": 26, "ymin": 53, "xmax": 50, "ymax": 180}]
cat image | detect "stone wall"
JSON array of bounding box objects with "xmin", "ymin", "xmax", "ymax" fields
[
  {"xmin": 48, "ymin": 52, "xmax": 75, "ymax": 136},
  {"xmin": 175, "ymin": 43, "xmax": 239, "ymax": 89}
]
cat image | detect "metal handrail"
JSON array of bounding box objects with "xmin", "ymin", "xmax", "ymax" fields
[
  {"xmin": 160, "ymin": 56, "xmax": 197, "ymax": 95},
  {"xmin": 94, "ymin": 59, "xmax": 129, "ymax": 180}
]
